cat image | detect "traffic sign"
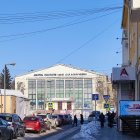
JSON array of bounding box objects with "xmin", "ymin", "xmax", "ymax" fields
[
  {"xmin": 103, "ymin": 95, "xmax": 110, "ymax": 102},
  {"xmin": 92, "ymin": 94, "xmax": 99, "ymax": 100},
  {"xmin": 48, "ymin": 102, "xmax": 54, "ymax": 109},
  {"xmin": 104, "ymin": 103, "xmax": 109, "ymax": 109}
]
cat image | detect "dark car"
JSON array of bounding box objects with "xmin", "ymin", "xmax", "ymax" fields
[
  {"xmin": 0, "ymin": 113, "xmax": 25, "ymax": 139},
  {"xmin": 23, "ymin": 116, "xmax": 47, "ymax": 133},
  {"xmin": 88, "ymin": 111, "xmax": 100, "ymax": 122},
  {"xmin": 63, "ymin": 114, "xmax": 72, "ymax": 124},
  {"xmin": 0, "ymin": 118, "xmax": 13, "ymax": 140}
]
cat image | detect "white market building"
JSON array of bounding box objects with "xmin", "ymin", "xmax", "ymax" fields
[{"xmin": 15, "ymin": 64, "xmax": 108, "ymax": 118}]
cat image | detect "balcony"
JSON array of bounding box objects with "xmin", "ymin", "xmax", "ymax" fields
[
  {"xmin": 131, "ymin": 0, "xmax": 140, "ymax": 21},
  {"xmin": 131, "ymin": 0, "xmax": 140, "ymax": 9}
]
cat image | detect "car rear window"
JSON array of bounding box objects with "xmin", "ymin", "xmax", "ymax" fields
[
  {"xmin": 52, "ymin": 115, "xmax": 57, "ymax": 119},
  {"xmin": 0, "ymin": 116, "xmax": 12, "ymax": 122},
  {"xmin": 23, "ymin": 117, "xmax": 38, "ymax": 121},
  {"xmin": 58, "ymin": 115, "xmax": 63, "ymax": 118},
  {"xmin": 64, "ymin": 115, "xmax": 68, "ymax": 118},
  {"xmin": 36, "ymin": 115, "xmax": 46, "ymax": 119},
  {"xmin": 89, "ymin": 114, "xmax": 94, "ymax": 117}
]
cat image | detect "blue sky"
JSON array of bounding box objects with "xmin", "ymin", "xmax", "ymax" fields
[{"xmin": 0, "ymin": 0, "xmax": 123, "ymax": 77}]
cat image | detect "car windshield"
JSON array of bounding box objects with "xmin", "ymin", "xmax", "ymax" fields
[{"xmin": 0, "ymin": 116, "xmax": 12, "ymax": 122}]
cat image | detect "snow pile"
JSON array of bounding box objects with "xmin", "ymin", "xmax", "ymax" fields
[{"xmin": 72, "ymin": 121, "xmax": 100, "ymax": 140}]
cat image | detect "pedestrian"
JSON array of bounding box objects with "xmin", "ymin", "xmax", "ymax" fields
[
  {"xmin": 73, "ymin": 114, "xmax": 78, "ymax": 126},
  {"xmin": 99, "ymin": 113, "xmax": 105, "ymax": 128},
  {"xmin": 107, "ymin": 111, "xmax": 111, "ymax": 127},
  {"xmin": 107, "ymin": 111, "xmax": 115, "ymax": 128},
  {"xmin": 80, "ymin": 114, "xmax": 84, "ymax": 125},
  {"xmin": 110, "ymin": 112, "xmax": 115, "ymax": 127}
]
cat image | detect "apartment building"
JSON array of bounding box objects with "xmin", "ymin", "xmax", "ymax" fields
[{"xmin": 112, "ymin": 0, "xmax": 140, "ymax": 132}]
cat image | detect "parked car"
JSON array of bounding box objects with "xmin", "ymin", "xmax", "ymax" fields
[
  {"xmin": 88, "ymin": 111, "xmax": 100, "ymax": 122},
  {"xmin": 0, "ymin": 118, "xmax": 13, "ymax": 140},
  {"xmin": 36, "ymin": 114, "xmax": 56, "ymax": 130},
  {"xmin": 23, "ymin": 116, "xmax": 46, "ymax": 133},
  {"xmin": 51, "ymin": 114, "xmax": 63, "ymax": 126},
  {"xmin": 0, "ymin": 113, "xmax": 25, "ymax": 139},
  {"xmin": 63, "ymin": 114, "xmax": 72, "ymax": 124}
]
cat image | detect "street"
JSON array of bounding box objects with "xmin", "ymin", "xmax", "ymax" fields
[{"xmin": 15, "ymin": 124, "xmax": 80, "ymax": 140}]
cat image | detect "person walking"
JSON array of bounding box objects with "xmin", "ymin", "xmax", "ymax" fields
[
  {"xmin": 80, "ymin": 114, "xmax": 84, "ymax": 125},
  {"xmin": 99, "ymin": 113, "xmax": 105, "ymax": 128},
  {"xmin": 73, "ymin": 114, "xmax": 78, "ymax": 126}
]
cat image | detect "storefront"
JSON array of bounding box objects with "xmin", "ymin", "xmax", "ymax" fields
[{"xmin": 112, "ymin": 66, "xmax": 136, "ymax": 131}]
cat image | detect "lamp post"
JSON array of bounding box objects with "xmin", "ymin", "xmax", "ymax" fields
[{"xmin": 4, "ymin": 63, "xmax": 16, "ymax": 113}]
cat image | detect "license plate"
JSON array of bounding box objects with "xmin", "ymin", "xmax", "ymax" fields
[{"xmin": 26, "ymin": 128, "xmax": 33, "ymax": 130}]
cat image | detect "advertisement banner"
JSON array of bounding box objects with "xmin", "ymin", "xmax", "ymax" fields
[{"xmin": 120, "ymin": 101, "xmax": 140, "ymax": 116}]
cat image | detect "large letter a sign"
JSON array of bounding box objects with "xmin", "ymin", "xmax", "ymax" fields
[{"xmin": 120, "ymin": 68, "xmax": 129, "ymax": 79}]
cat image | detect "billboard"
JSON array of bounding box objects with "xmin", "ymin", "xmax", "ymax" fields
[{"xmin": 120, "ymin": 101, "xmax": 140, "ymax": 116}]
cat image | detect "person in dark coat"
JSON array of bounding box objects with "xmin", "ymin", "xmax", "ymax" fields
[
  {"xmin": 107, "ymin": 111, "xmax": 115, "ymax": 128},
  {"xmin": 73, "ymin": 115, "xmax": 78, "ymax": 126},
  {"xmin": 99, "ymin": 113, "xmax": 105, "ymax": 128},
  {"xmin": 80, "ymin": 114, "xmax": 84, "ymax": 125}
]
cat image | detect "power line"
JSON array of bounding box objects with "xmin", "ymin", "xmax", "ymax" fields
[
  {"xmin": 56, "ymin": 19, "xmax": 120, "ymax": 64},
  {"xmin": 0, "ymin": 7, "xmax": 122, "ymax": 24},
  {"xmin": 0, "ymin": 10, "xmax": 120, "ymax": 41}
]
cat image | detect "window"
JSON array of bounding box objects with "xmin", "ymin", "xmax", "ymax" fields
[
  {"xmin": 56, "ymin": 80, "xmax": 64, "ymax": 98},
  {"xmin": 46, "ymin": 80, "xmax": 55, "ymax": 98},
  {"xmin": 28, "ymin": 80, "xmax": 36, "ymax": 102}
]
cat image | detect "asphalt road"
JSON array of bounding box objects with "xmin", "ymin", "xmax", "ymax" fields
[{"xmin": 15, "ymin": 124, "xmax": 74, "ymax": 140}]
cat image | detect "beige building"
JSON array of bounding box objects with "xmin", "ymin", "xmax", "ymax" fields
[
  {"xmin": 15, "ymin": 64, "xmax": 111, "ymax": 118},
  {"xmin": 0, "ymin": 89, "xmax": 28, "ymax": 119},
  {"xmin": 112, "ymin": 0, "xmax": 140, "ymax": 132}
]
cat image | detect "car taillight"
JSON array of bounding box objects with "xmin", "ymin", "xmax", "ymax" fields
[{"xmin": 35, "ymin": 121, "xmax": 40, "ymax": 126}]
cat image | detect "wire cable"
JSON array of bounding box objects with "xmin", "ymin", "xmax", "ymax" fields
[
  {"xmin": 55, "ymin": 19, "xmax": 120, "ymax": 64},
  {"xmin": 0, "ymin": 10, "xmax": 120, "ymax": 41},
  {"xmin": 0, "ymin": 7, "xmax": 122, "ymax": 24}
]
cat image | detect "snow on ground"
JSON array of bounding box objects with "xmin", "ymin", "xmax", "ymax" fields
[{"xmin": 71, "ymin": 121, "xmax": 100, "ymax": 140}]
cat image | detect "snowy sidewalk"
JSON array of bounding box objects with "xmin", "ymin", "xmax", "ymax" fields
[
  {"xmin": 70, "ymin": 121, "xmax": 100, "ymax": 140},
  {"xmin": 96, "ymin": 124, "xmax": 140, "ymax": 140}
]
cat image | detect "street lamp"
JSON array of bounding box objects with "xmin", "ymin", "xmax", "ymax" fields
[{"xmin": 4, "ymin": 63, "xmax": 16, "ymax": 113}]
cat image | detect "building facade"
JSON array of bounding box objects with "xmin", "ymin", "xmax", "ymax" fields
[
  {"xmin": 15, "ymin": 64, "xmax": 110, "ymax": 118},
  {"xmin": 112, "ymin": 0, "xmax": 140, "ymax": 131}
]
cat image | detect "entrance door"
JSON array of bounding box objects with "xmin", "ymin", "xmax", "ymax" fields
[
  {"xmin": 58, "ymin": 102, "xmax": 62, "ymax": 110},
  {"xmin": 67, "ymin": 102, "xmax": 71, "ymax": 110}
]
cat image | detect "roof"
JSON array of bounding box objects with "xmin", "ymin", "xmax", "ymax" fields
[
  {"xmin": 0, "ymin": 89, "xmax": 28, "ymax": 99},
  {"xmin": 15, "ymin": 63, "xmax": 106, "ymax": 77}
]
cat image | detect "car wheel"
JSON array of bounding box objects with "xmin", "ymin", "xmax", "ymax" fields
[
  {"xmin": 20, "ymin": 130, "xmax": 25, "ymax": 137},
  {"xmin": 8, "ymin": 132, "xmax": 13, "ymax": 140},
  {"xmin": 38, "ymin": 129, "xmax": 41, "ymax": 134},
  {"xmin": 53, "ymin": 123, "xmax": 56, "ymax": 129},
  {"xmin": 13, "ymin": 131, "xmax": 17, "ymax": 139}
]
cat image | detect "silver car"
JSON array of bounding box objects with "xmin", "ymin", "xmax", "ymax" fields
[{"xmin": 37, "ymin": 114, "xmax": 56, "ymax": 130}]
